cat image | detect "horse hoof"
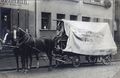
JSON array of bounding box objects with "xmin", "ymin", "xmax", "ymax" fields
[
  {"xmin": 28, "ymin": 66, "xmax": 31, "ymax": 70},
  {"xmin": 36, "ymin": 61, "xmax": 40, "ymax": 69},
  {"xmin": 16, "ymin": 69, "xmax": 20, "ymax": 72},
  {"xmin": 36, "ymin": 66, "xmax": 39, "ymax": 69},
  {"xmin": 48, "ymin": 67, "xmax": 52, "ymax": 71},
  {"xmin": 22, "ymin": 69, "xmax": 28, "ymax": 74},
  {"xmin": 24, "ymin": 69, "xmax": 28, "ymax": 74},
  {"xmin": 21, "ymin": 69, "xmax": 28, "ymax": 73}
]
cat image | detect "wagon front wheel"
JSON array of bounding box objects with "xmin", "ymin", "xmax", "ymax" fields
[
  {"xmin": 0, "ymin": 39, "xmax": 2, "ymax": 50},
  {"xmin": 87, "ymin": 56, "xmax": 97, "ymax": 65},
  {"xmin": 72, "ymin": 56, "xmax": 80, "ymax": 67}
]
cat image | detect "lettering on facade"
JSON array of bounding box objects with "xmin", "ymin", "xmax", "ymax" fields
[
  {"xmin": 46, "ymin": 0, "xmax": 80, "ymax": 3},
  {"xmin": 83, "ymin": 0, "xmax": 111, "ymax": 9},
  {"xmin": 0, "ymin": 0, "xmax": 28, "ymax": 5},
  {"xmin": 67, "ymin": 0, "xmax": 79, "ymax": 3}
]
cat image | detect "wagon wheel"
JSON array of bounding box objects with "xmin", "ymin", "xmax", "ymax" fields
[
  {"xmin": 72, "ymin": 56, "xmax": 80, "ymax": 67},
  {"xmin": 55, "ymin": 60, "xmax": 63, "ymax": 67},
  {"xmin": 102, "ymin": 55, "xmax": 112, "ymax": 65},
  {"xmin": 87, "ymin": 56, "xmax": 97, "ymax": 65},
  {"xmin": 0, "ymin": 39, "xmax": 2, "ymax": 50},
  {"xmin": 54, "ymin": 56, "xmax": 64, "ymax": 67}
]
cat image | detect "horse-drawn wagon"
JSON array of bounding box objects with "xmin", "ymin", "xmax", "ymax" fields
[
  {"xmin": 0, "ymin": 19, "xmax": 117, "ymax": 72},
  {"xmin": 53, "ymin": 19, "xmax": 117, "ymax": 67}
]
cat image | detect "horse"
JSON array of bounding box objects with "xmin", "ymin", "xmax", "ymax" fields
[{"xmin": 5, "ymin": 27, "xmax": 55, "ymax": 72}]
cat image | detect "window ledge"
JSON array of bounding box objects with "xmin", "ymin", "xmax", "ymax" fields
[{"xmin": 40, "ymin": 29, "xmax": 56, "ymax": 31}]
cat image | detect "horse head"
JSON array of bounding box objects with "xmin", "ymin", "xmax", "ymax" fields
[
  {"xmin": 4, "ymin": 27, "xmax": 30, "ymax": 47},
  {"xmin": 16, "ymin": 28, "xmax": 30, "ymax": 46}
]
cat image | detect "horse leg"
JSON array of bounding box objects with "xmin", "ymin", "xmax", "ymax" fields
[
  {"xmin": 28, "ymin": 54, "xmax": 32, "ymax": 69},
  {"xmin": 35, "ymin": 53, "xmax": 40, "ymax": 68},
  {"xmin": 46, "ymin": 52, "xmax": 52, "ymax": 71},
  {"xmin": 25, "ymin": 56, "xmax": 29, "ymax": 73},
  {"xmin": 14, "ymin": 49, "xmax": 19, "ymax": 71},
  {"xmin": 21, "ymin": 55, "xmax": 25, "ymax": 72},
  {"xmin": 15, "ymin": 54, "xmax": 19, "ymax": 71}
]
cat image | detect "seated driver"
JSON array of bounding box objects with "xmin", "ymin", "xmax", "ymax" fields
[{"xmin": 54, "ymin": 21, "xmax": 68, "ymax": 49}]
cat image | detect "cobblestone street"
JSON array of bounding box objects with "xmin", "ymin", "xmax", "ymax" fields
[
  {"xmin": 0, "ymin": 61, "xmax": 120, "ymax": 78},
  {"xmin": 0, "ymin": 52, "xmax": 120, "ymax": 78},
  {"xmin": 0, "ymin": 0, "xmax": 119, "ymax": 78},
  {"xmin": 0, "ymin": 44, "xmax": 119, "ymax": 78}
]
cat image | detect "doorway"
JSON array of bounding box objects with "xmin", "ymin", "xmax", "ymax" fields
[{"xmin": 1, "ymin": 8, "xmax": 11, "ymax": 39}]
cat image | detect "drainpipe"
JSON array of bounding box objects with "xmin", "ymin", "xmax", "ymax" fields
[
  {"xmin": 35, "ymin": 0, "xmax": 37, "ymax": 37},
  {"xmin": 17, "ymin": 9, "xmax": 19, "ymax": 27},
  {"xmin": 113, "ymin": 0, "xmax": 115, "ymax": 37}
]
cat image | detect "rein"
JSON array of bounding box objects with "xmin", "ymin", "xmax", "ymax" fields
[{"xmin": 17, "ymin": 28, "xmax": 31, "ymax": 46}]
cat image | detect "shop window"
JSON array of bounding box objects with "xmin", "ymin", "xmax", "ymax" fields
[
  {"xmin": 92, "ymin": 0, "xmax": 101, "ymax": 2},
  {"xmin": 57, "ymin": 14, "xmax": 65, "ymax": 25},
  {"xmin": 82, "ymin": 16, "xmax": 91, "ymax": 22},
  {"xmin": 104, "ymin": 19, "xmax": 110, "ymax": 23},
  {"xmin": 41, "ymin": 12, "xmax": 51, "ymax": 29},
  {"xmin": 70, "ymin": 15, "xmax": 77, "ymax": 20},
  {"xmin": 68, "ymin": 0, "xmax": 79, "ymax": 2},
  {"xmin": 93, "ymin": 18, "xmax": 99, "ymax": 22}
]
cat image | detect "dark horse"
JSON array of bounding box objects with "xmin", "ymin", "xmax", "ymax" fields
[{"xmin": 5, "ymin": 27, "xmax": 55, "ymax": 72}]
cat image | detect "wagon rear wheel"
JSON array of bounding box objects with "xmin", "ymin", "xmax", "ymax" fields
[
  {"xmin": 54, "ymin": 55, "xmax": 64, "ymax": 67},
  {"xmin": 72, "ymin": 56, "xmax": 80, "ymax": 67},
  {"xmin": 55, "ymin": 60, "xmax": 63, "ymax": 67},
  {"xmin": 102, "ymin": 55, "xmax": 112, "ymax": 65},
  {"xmin": 0, "ymin": 39, "xmax": 2, "ymax": 50}
]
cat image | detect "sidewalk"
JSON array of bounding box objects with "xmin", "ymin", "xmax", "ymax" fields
[
  {"xmin": 0, "ymin": 61, "xmax": 120, "ymax": 78},
  {"xmin": 112, "ymin": 70, "xmax": 120, "ymax": 78}
]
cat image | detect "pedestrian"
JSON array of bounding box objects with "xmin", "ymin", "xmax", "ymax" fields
[{"xmin": 3, "ymin": 29, "xmax": 10, "ymax": 44}]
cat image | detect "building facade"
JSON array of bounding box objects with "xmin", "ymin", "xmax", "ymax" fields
[
  {"xmin": 115, "ymin": 0, "xmax": 120, "ymax": 42},
  {"xmin": 0, "ymin": 0, "xmax": 118, "ymax": 60},
  {"xmin": 0, "ymin": 0, "xmax": 115, "ymax": 38},
  {"xmin": 0, "ymin": 0, "xmax": 29, "ymax": 38},
  {"xmin": 36, "ymin": 0, "xmax": 115, "ymax": 39}
]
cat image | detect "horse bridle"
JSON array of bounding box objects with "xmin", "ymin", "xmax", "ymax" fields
[{"xmin": 17, "ymin": 28, "xmax": 31, "ymax": 46}]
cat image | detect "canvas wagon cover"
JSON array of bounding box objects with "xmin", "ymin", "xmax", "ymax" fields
[{"xmin": 63, "ymin": 19, "xmax": 117, "ymax": 55}]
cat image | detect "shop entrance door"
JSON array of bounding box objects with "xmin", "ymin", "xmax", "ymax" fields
[{"xmin": 1, "ymin": 8, "xmax": 11, "ymax": 39}]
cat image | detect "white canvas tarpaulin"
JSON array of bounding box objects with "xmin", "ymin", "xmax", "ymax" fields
[{"xmin": 63, "ymin": 19, "xmax": 117, "ymax": 55}]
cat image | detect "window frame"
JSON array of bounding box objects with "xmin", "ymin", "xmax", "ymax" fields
[
  {"xmin": 41, "ymin": 12, "xmax": 51, "ymax": 30},
  {"xmin": 70, "ymin": 15, "xmax": 78, "ymax": 21}
]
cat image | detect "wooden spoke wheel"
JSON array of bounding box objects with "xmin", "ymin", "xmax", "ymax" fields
[
  {"xmin": 87, "ymin": 56, "xmax": 97, "ymax": 64},
  {"xmin": 54, "ymin": 56, "xmax": 64, "ymax": 67},
  {"xmin": 72, "ymin": 56, "xmax": 80, "ymax": 67},
  {"xmin": 55, "ymin": 60, "xmax": 63, "ymax": 67},
  {"xmin": 102, "ymin": 55, "xmax": 112, "ymax": 65},
  {"xmin": 0, "ymin": 39, "xmax": 2, "ymax": 50}
]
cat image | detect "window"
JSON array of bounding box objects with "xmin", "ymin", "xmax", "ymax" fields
[
  {"xmin": 104, "ymin": 19, "xmax": 110, "ymax": 23},
  {"xmin": 57, "ymin": 14, "xmax": 65, "ymax": 25},
  {"xmin": 82, "ymin": 16, "xmax": 91, "ymax": 22},
  {"xmin": 68, "ymin": 0, "xmax": 79, "ymax": 2},
  {"xmin": 0, "ymin": 0, "xmax": 28, "ymax": 4},
  {"xmin": 83, "ymin": 0, "xmax": 91, "ymax": 3},
  {"xmin": 70, "ymin": 15, "xmax": 77, "ymax": 20},
  {"xmin": 41, "ymin": 12, "xmax": 51, "ymax": 29},
  {"xmin": 93, "ymin": 18, "xmax": 99, "ymax": 22},
  {"xmin": 92, "ymin": 0, "xmax": 101, "ymax": 2}
]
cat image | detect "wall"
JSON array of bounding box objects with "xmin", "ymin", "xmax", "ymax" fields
[
  {"xmin": 36, "ymin": 0, "xmax": 81, "ymax": 38},
  {"xmin": 115, "ymin": 0, "xmax": 120, "ymax": 42},
  {"xmin": 0, "ymin": 9, "xmax": 1, "ymax": 38},
  {"xmin": 36, "ymin": 0, "xmax": 114, "ymax": 38},
  {"xmin": 28, "ymin": 1, "xmax": 36, "ymax": 37},
  {"xmin": 80, "ymin": 0, "xmax": 113, "ymax": 19}
]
